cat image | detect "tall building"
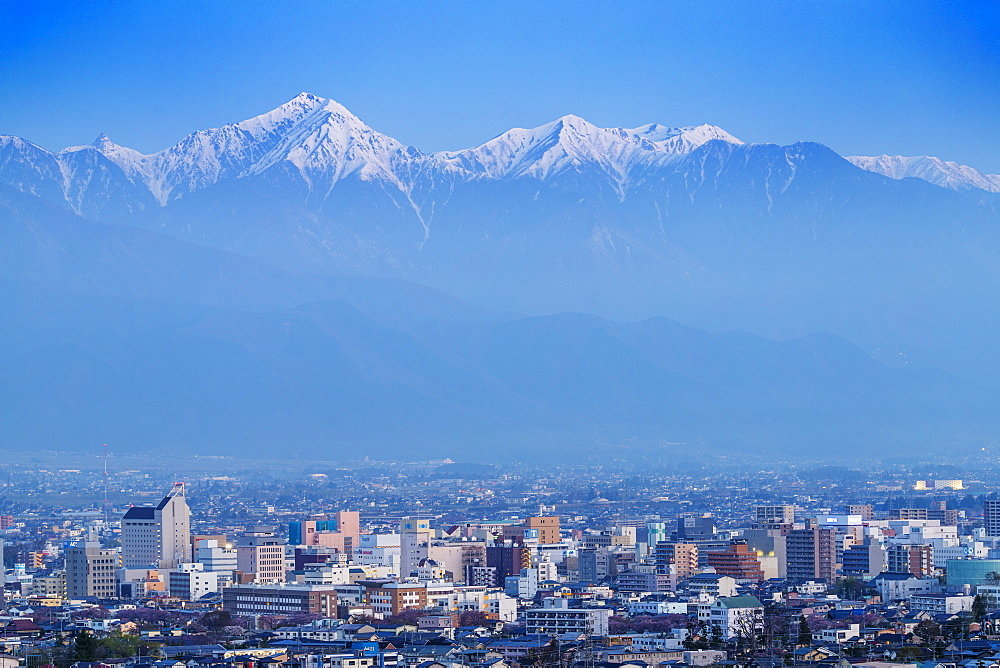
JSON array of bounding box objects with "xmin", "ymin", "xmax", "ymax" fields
[
  {"xmin": 65, "ymin": 541, "xmax": 118, "ymax": 599},
  {"xmin": 486, "ymin": 542, "xmax": 528, "ymax": 586},
  {"xmin": 194, "ymin": 539, "xmax": 237, "ymax": 585},
  {"xmin": 121, "ymin": 483, "xmax": 191, "ymax": 569},
  {"xmin": 887, "ymin": 544, "xmax": 934, "ymax": 578},
  {"xmin": 236, "ymin": 527, "xmax": 287, "ymax": 584},
  {"xmin": 755, "ymin": 505, "xmax": 795, "ymax": 526},
  {"xmin": 525, "ymin": 516, "xmax": 560, "ymax": 544},
  {"xmin": 400, "ymin": 518, "xmax": 431, "ymax": 576},
  {"xmin": 654, "ymin": 541, "xmax": 698, "ymax": 579},
  {"xmin": 985, "ymin": 499, "xmax": 1000, "ymax": 537},
  {"xmin": 785, "ymin": 528, "xmax": 837, "ymax": 582},
  {"xmin": 842, "ymin": 540, "xmax": 886, "ymax": 579}
]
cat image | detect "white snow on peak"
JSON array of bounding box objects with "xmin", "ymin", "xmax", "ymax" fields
[
  {"xmin": 847, "ymin": 154, "xmax": 1000, "ymax": 193},
  {"xmin": 87, "ymin": 92, "xmax": 424, "ymax": 204},
  {"xmin": 87, "ymin": 133, "xmax": 156, "ymax": 185},
  {"xmin": 434, "ymin": 116, "xmax": 741, "ymax": 192},
  {"xmin": 623, "ymin": 123, "xmax": 743, "ymax": 153}
]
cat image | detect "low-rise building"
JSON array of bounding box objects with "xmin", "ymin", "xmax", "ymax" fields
[
  {"xmin": 222, "ymin": 583, "xmax": 338, "ymax": 616},
  {"xmin": 524, "ymin": 597, "xmax": 610, "ymax": 636}
]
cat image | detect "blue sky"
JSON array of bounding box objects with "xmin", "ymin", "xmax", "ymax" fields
[{"xmin": 2, "ymin": 0, "xmax": 997, "ymax": 171}]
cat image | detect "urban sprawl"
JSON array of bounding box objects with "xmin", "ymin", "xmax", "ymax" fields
[{"xmin": 2, "ymin": 456, "xmax": 1000, "ymax": 668}]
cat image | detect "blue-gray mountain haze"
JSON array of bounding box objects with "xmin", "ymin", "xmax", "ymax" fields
[{"xmin": 2, "ymin": 94, "xmax": 998, "ymax": 459}]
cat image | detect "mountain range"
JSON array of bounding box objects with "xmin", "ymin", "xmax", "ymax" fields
[{"xmin": 2, "ymin": 93, "xmax": 999, "ymax": 460}]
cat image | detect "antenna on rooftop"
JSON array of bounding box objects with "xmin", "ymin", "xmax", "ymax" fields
[{"xmin": 103, "ymin": 443, "xmax": 109, "ymax": 529}]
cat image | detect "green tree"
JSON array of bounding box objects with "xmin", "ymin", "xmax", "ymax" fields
[
  {"xmin": 972, "ymin": 594, "xmax": 987, "ymax": 622},
  {"xmin": 914, "ymin": 619, "xmax": 941, "ymax": 641},
  {"xmin": 73, "ymin": 631, "xmax": 98, "ymax": 662},
  {"xmin": 798, "ymin": 616, "xmax": 812, "ymax": 646}
]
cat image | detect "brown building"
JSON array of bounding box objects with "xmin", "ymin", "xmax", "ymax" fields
[
  {"xmin": 706, "ymin": 542, "xmax": 765, "ymax": 581},
  {"xmin": 845, "ymin": 505, "xmax": 874, "ymax": 521},
  {"xmin": 361, "ymin": 580, "xmax": 427, "ymax": 616},
  {"xmin": 887, "ymin": 544, "xmax": 934, "ymax": 577},
  {"xmin": 526, "ymin": 516, "xmax": 561, "ymax": 544},
  {"xmin": 486, "ymin": 543, "xmax": 528, "ymax": 584},
  {"xmin": 785, "ymin": 528, "xmax": 837, "ymax": 582},
  {"xmin": 654, "ymin": 542, "xmax": 698, "ymax": 579}
]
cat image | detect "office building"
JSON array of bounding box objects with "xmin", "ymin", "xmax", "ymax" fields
[
  {"xmin": 985, "ymin": 500, "xmax": 1000, "ymax": 537},
  {"xmin": 121, "ymin": 483, "xmax": 191, "ymax": 569},
  {"xmin": 525, "ymin": 516, "xmax": 560, "ymax": 544},
  {"xmin": 288, "ymin": 511, "xmax": 361, "ymax": 556},
  {"xmin": 845, "ymin": 505, "xmax": 874, "ymax": 521},
  {"xmin": 400, "ymin": 518, "xmax": 431, "ymax": 576},
  {"xmin": 169, "ymin": 562, "xmax": 219, "ymax": 601},
  {"xmin": 65, "ymin": 541, "xmax": 118, "ymax": 599},
  {"xmin": 236, "ymin": 527, "xmax": 287, "ymax": 584},
  {"xmin": 223, "ymin": 583, "xmax": 338, "ymax": 616},
  {"xmin": 675, "ymin": 514, "xmax": 716, "ymax": 540}
]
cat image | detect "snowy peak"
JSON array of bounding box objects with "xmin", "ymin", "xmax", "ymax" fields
[
  {"xmin": 622, "ymin": 123, "xmax": 742, "ymax": 153},
  {"xmin": 435, "ymin": 115, "xmax": 740, "ymax": 185},
  {"xmin": 92, "ymin": 132, "xmax": 116, "ymax": 152},
  {"xmin": 847, "ymin": 154, "xmax": 1000, "ymax": 193}
]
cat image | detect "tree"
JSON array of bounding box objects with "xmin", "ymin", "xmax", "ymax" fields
[
  {"xmin": 913, "ymin": 619, "xmax": 941, "ymax": 641},
  {"xmin": 972, "ymin": 594, "xmax": 987, "ymax": 622},
  {"xmin": 73, "ymin": 631, "xmax": 98, "ymax": 662},
  {"xmin": 798, "ymin": 616, "xmax": 812, "ymax": 646},
  {"xmin": 834, "ymin": 577, "xmax": 866, "ymax": 600},
  {"xmin": 459, "ymin": 610, "xmax": 491, "ymax": 627},
  {"xmin": 201, "ymin": 610, "xmax": 233, "ymax": 633}
]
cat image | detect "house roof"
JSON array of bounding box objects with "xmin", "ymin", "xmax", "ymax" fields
[{"xmin": 717, "ymin": 596, "xmax": 763, "ymax": 608}]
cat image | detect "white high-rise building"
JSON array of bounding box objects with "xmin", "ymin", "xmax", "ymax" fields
[
  {"xmin": 121, "ymin": 483, "xmax": 191, "ymax": 569},
  {"xmin": 400, "ymin": 518, "xmax": 431, "ymax": 576}
]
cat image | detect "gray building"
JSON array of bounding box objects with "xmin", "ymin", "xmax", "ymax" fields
[{"xmin": 65, "ymin": 541, "xmax": 118, "ymax": 599}]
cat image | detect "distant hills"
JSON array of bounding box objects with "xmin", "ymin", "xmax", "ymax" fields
[{"xmin": 1, "ymin": 94, "xmax": 998, "ymax": 459}]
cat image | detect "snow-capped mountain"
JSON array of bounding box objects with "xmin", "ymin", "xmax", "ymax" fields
[
  {"xmin": 434, "ymin": 115, "xmax": 740, "ymax": 194},
  {"xmin": 847, "ymin": 154, "xmax": 1000, "ymax": 193},
  {"xmin": 2, "ymin": 93, "xmax": 752, "ymax": 212},
  {"xmin": 84, "ymin": 92, "xmax": 436, "ymax": 204},
  {"xmin": 5, "ymin": 92, "xmax": 996, "ymax": 223}
]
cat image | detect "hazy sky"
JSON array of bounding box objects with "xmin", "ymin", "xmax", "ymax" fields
[{"xmin": 2, "ymin": 0, "xmax": 997, "ymax": 171}]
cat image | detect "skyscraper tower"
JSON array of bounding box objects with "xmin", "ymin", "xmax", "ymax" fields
[{"xmin": 121, "ymin": 483, "xmax": 191, "ymax": 569}]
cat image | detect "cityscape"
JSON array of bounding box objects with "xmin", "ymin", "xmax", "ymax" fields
[{"xmin": 3, "ymin": 456, "xmax": 1000, "ymax": 667}]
